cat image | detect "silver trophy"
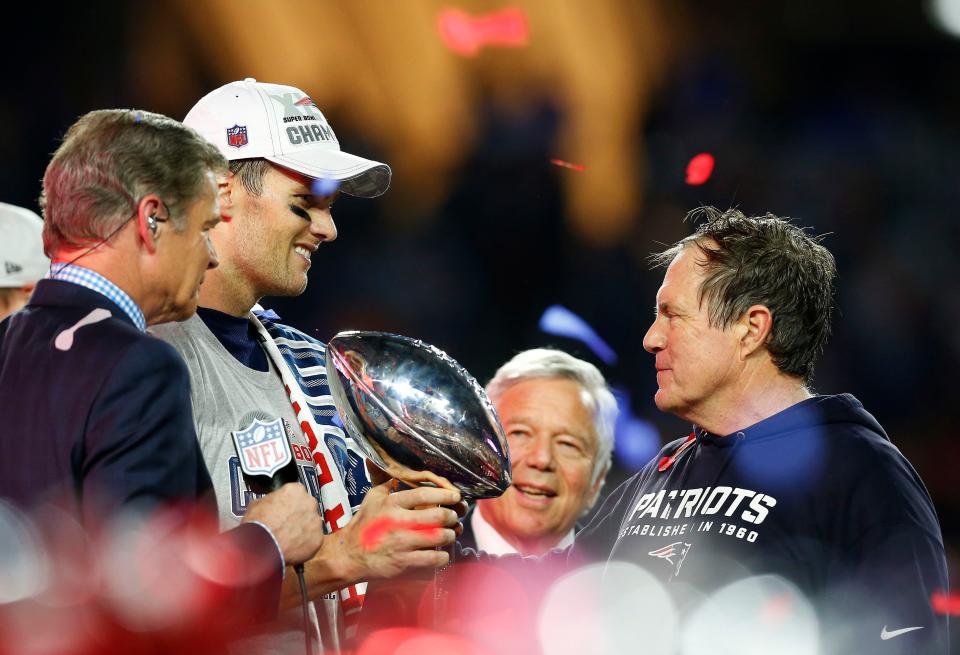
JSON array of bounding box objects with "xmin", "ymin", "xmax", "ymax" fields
[{"xmin": 325, "ymin": 331, "xmax": 511, "ymax": 499}]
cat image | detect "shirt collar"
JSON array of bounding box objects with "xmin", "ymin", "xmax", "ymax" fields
[
  {"xmin": 48, "ymin": 263, "xmax": 146, "ymax": 332},
  {"xmin": 471, "ymin": 504, "xmax": 574, "ymax": 555}
]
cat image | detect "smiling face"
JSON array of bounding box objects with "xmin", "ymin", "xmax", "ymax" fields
[
  {"xmin": 642, "ymin": 243, "xmax": 744, "ymax": 423},
  {"xmin": 210, "ymin": 163, "xmax": 338, "ymax": 311},
  {"xmin": 478, "ymin": 377, "xmax": 602, "ymax": 556}
]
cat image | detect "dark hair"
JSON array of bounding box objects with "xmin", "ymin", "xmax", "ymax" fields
[
  {"xmin": 651, "ymin": 206, "xmax": 836, "ymax": 384},
  {"xmin": 41, "ymin": 109, "xmax": 226, "ymax": 255},
  {"xmin": 228, "ymin": 159, "xmax": 272, "ymax": 196}
]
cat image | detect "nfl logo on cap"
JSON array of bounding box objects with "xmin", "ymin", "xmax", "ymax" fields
[
  {"xmin": 226, "ymin": 124, "xmax": 248, "ymax": 149},
  {"xmin": 231, "ymin": 417, "xmax": 292, "ymax": 476}
]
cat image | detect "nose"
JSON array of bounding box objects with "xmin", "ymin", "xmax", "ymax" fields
[
  {"xmin": 523, "ymin": 432, "xmax": 555, "ymax": 472},
  {"xmin": 205, "ymin": 232, "xmax": 219, "ymax": 270},
  {"xmin": 310, "ymin": 208, "xmax": 337, "ymax": 243},
  {"xmin": 643, "ymin": 317, "xmax": 664, "ymax": 354}
]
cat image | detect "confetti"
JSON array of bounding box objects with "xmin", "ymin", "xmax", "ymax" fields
[
  {"xmin": 359, "ymin": 517, "xmax": 442, "ymax": 550},
  {"xmin": 437, "ymin": 7, "xmax": 529, "ymax": 58},
  {"xmin": 549, "ymin": 158, "xmax": 586, "ymax": 172},
  {"xmin": 539, "ymin": 304, "xmax": 616, "ymax": 364},
  {"xmin": 311, "ymin": 177, "xmax": 340, "ymax": 197},
  {"xmin": 931, "ymin": 591, "xmax": 960, "ymax": 615},
  {"xmin": 685, "ymin": 153, "xmax": 715, "ymax": 185}
]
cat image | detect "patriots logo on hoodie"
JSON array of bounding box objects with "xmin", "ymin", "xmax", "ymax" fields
[{"xmin": 648, "ymin": 541, "xmax": 692, "ymax": 579}]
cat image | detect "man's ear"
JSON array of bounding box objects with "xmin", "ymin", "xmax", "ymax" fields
[
  {"xmin": 135, "ymin": 195, "xmax": 163, "ymax": 255},
  {"xmin": 217, "ymin": 172, "xmax": 236, "ymax": 223},
  {"xmin": 738, "ymin": 304, "xmax": 774, "ymax": 359}
]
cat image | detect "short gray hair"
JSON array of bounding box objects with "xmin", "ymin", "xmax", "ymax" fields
[
  {"xmin": 486, "ymin": 348, "xmax": 617, "ymax": 489},
  {"xmin": 40, "ymin": 109, "xmax": 227, "ymax": 256}
]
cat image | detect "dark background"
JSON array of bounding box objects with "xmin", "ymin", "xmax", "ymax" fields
[{"xmin": 3, "ymin": 0, "xmax": 958, "ymax": 606}]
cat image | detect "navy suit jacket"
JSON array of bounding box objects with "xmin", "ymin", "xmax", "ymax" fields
[
  {"xmin": 0, "ymin": 279, "xmax": 212, "ymax": 517},
  {"xmin": 0, "ymin": 279, "xmax": 282, "ymax": 619}
]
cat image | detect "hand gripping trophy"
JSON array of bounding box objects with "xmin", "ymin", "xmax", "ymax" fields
[{"xmin": 325, "ymin": 332, "xmax": 513, "ymax": 622}]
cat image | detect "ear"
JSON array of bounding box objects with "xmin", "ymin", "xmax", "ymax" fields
[
  {"xmin": 217, "ymin": 172, "xmax": 236, "ymax": 223},
  {"xmin": 135, "ymin": 194, "xmax": 163, "ymax": 255},
  {"xmin": 738, "ymin": 304, "xmax": 774, "ymax": 359}
]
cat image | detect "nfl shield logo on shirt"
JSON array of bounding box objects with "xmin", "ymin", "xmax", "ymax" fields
[
  {"xmin": 231, "ymin": 417, "xmax": 292, "ymax": 477},
  {"xmin": 226, "ymin": 124, "xmax": 248, "ymax": 148}
]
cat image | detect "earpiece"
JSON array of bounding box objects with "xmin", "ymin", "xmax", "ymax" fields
[{"xmin": 147, "ymin": 214, "xmax": 158, "ymax": 234}]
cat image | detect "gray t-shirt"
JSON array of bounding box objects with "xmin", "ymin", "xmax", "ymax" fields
[{"xmin": 152, "ymin": 315, "xmax": 341, "ymax": 654}]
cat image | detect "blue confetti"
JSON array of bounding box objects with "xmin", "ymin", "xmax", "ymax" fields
[
  {"xmin": 611, "ymin": 385, "xmax": 660, "ymax": 470},
  {"xmin": 538, "ymin": 304, "xmax": 618, "ymax": 365},
  {"xmin": 311, "ymin": 177, "xmax": 340, "ymax": 197}
]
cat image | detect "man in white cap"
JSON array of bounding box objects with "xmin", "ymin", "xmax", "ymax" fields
[
  {"xmin": 152, "ymin": 79, "xmax": 459, "ymax": 653},
  {"xmin": 0, "ymin": 202, "xmax": 49, "ymax": 320}
]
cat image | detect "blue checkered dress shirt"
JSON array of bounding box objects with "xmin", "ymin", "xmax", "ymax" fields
[{"xmin": 48, "ymin": 263, "xmax": 146, "ymax": 332}]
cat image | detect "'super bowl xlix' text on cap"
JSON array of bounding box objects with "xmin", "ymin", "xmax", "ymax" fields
[
  {"xmin": 184, "ymin": 78, "xmax": 391, "ymax": 198},
  {"xmin": 0, "ymin": 203, "xmax": 49, "ymax": 288}
]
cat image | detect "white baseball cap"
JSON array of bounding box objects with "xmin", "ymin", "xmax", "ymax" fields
[
  {"xmin": 0, "ymin": 203, "xmax": 49, "ymax": 288},
  {"xmin": 184, "ymin": 78, "xmax": 391, "ymax": 198}
]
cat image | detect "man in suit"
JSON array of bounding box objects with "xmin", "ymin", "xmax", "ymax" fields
[
  {"xmin": 459, "ymin": 348, "xmax": 617, "ymax": 556},
  {"xmin": 0, "ymin": 109, "xmax": 323, "ymax": 611}
]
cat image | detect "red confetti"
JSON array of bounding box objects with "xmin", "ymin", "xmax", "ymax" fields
[
  {"xmin": 437, "ymin": 7, "xmax": 530, "ymax": 58},
  {"xmin": 658, "ymin": 433, "xmax": 696, "ymax": 472},
  {"xmin": 931, "ymin": 591, "xmax": 960, "ymax": 615},
  {"xmin": 550, "ymin": 158, "xmax": 586, "ymax": 172},
  {"xmin": 359, "ymin": 517, "xmax": 442, "ymax": 550},
  {"xmin": 685, "ymin": 153, "xmax": 715, "ymax": 185}
]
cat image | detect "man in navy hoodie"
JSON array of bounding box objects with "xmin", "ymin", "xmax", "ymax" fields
[
  {"xmin": 415, "ymin": 206, "xmax": 948, "ymax": 655},
  {"xmin": 557, "ymin": 206, "xmax": 948, "ymax": 654}
]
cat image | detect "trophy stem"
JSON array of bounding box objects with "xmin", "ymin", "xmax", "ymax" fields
[{"xmin": 432, "ymin": 525, "xmax": 455, "ymax": 627}]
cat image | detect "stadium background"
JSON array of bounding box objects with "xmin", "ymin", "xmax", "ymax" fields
[{"xmin": 2, "ymin": 0, "xmax": 958, "ymax": 621}]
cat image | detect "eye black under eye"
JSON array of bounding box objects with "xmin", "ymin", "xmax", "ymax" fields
[{"xmin": 289, "ymin": 204, "xmax": 311, "ymax": 221}]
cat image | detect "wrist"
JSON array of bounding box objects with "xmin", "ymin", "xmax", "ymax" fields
[{"xmin": 314, "ymin": 531, "xmax": 363, "ymax": 588}]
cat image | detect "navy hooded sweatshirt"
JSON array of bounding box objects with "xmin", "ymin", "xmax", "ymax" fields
[{"xmin": 564, "ymin": 393, "xmax": 948, "ymax": 654}]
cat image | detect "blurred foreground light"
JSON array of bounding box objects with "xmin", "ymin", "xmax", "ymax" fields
[
  {"xmin": 359, "ymin": 628, "xmax": 492, "ymax": 655},
  {"xmin": 0, "ymin": 501, "xmax": 49, "ymax": 603},
  {"xmin": 539, "ymin": 305, "xmax": 618, "ymax": 365},
  {"xmin": 30, "ymin": 505, "xmax": 101, "ymax": 608},
  {"xmin": 539, "ymin": 562, "xmax": 677, "ymax": 655},
  {"xmin": 931, "ymin": 591, "xmax": 960, "ymax": 615},
  {"xmin": 681, "ymin": 575, "xmax": 818, "ymax": 655},
  {"xmin": 928, "ymin": 0, "xmax": 960, "ymax": 37},
  {"xmin": 685, "ymin": 153, "xmax": 715, "ymax": 186},
  {"xmin": 101, "ymin": 510, "xmax": 208, "ymax": 632},
  {"xmin": 180, "ymin": 514, "xmax": 245, "ymax": 586},
  {"xmin": 416, "ymin": 562, "xmax": 535, "ymax": 654}
]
